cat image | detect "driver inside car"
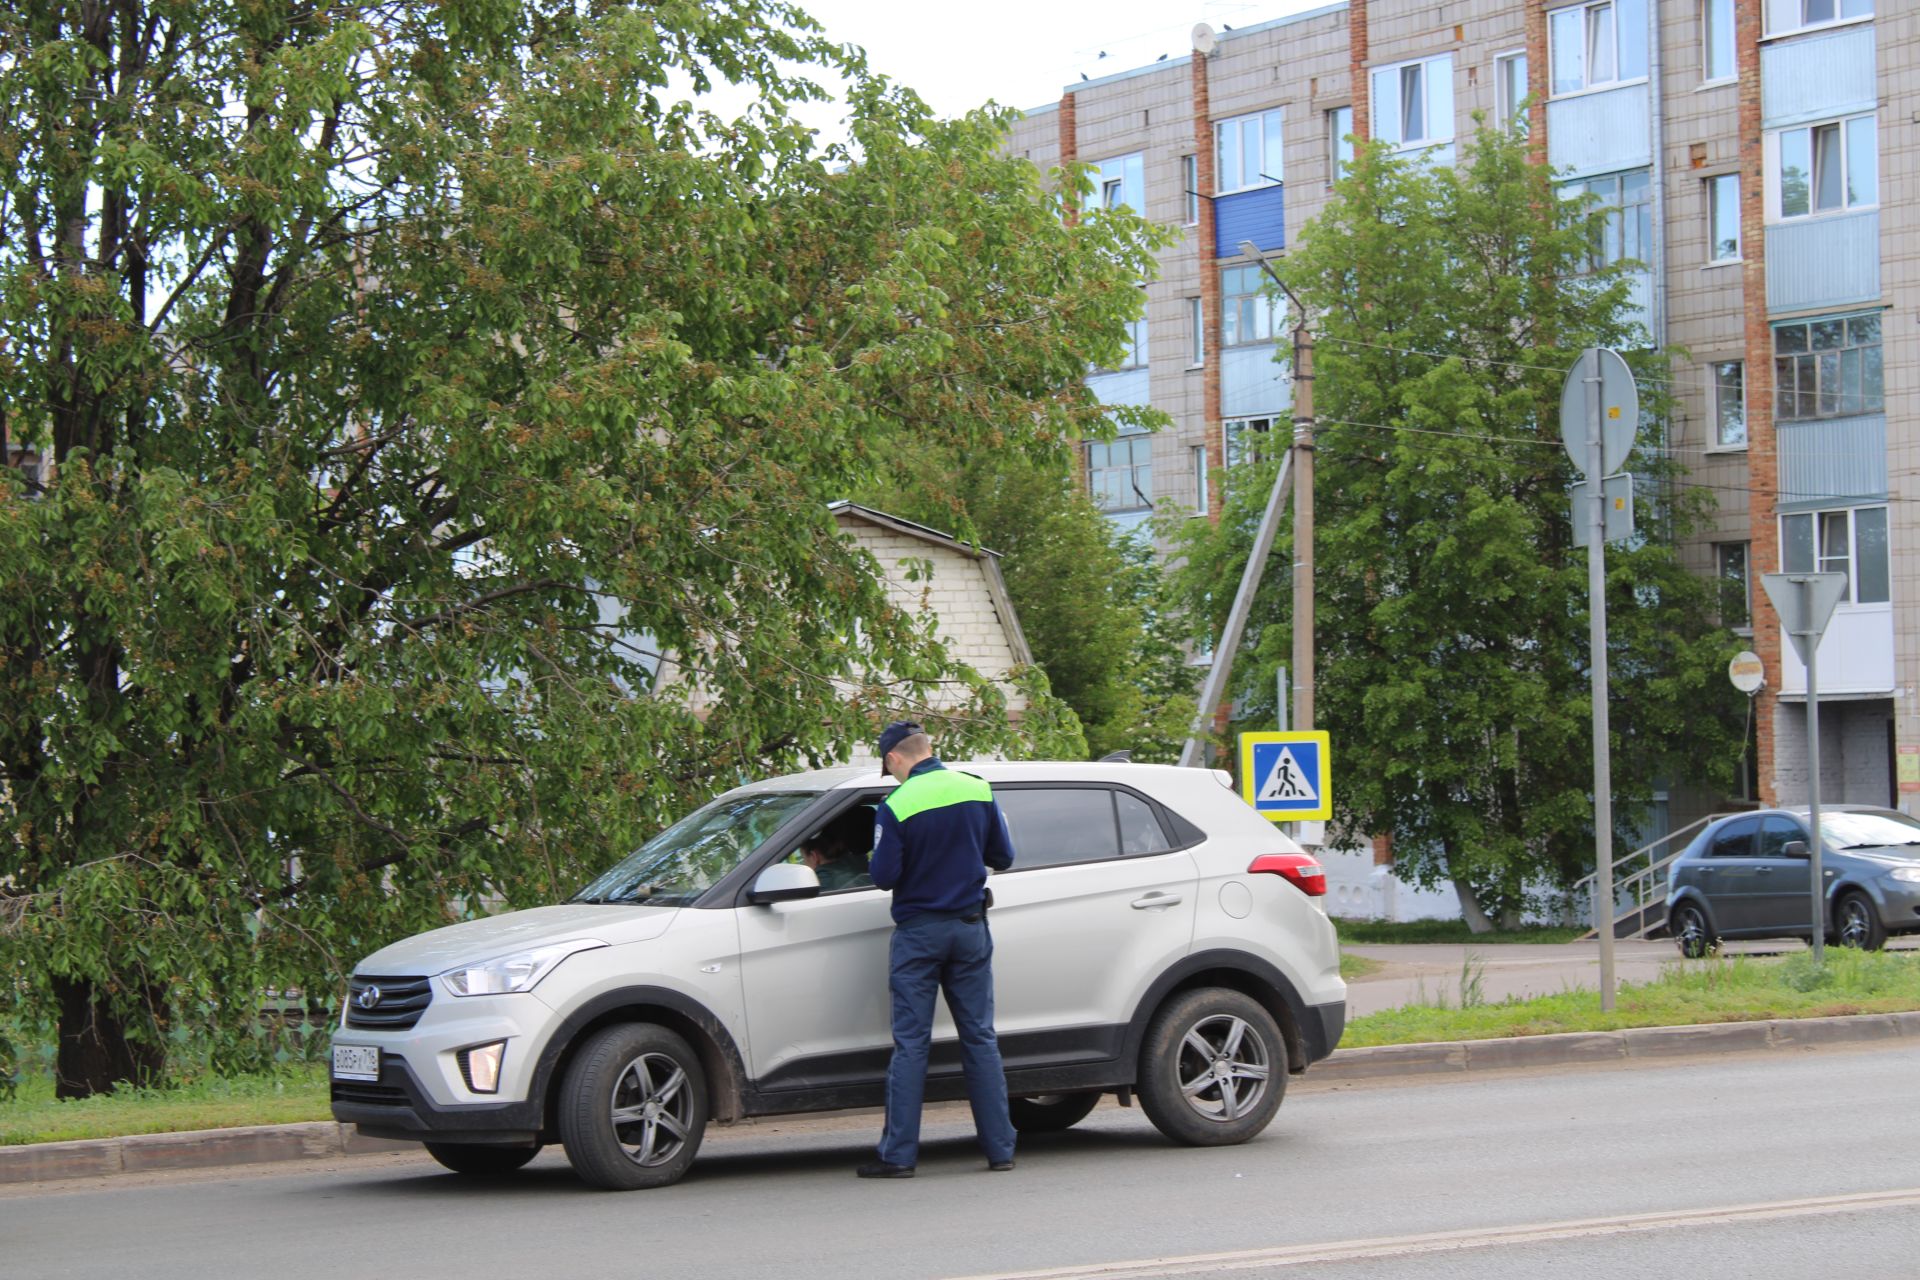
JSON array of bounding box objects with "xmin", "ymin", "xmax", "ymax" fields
[{"xmin": 799, "ymin": 806, "xmax": 875, "ymax": 891}]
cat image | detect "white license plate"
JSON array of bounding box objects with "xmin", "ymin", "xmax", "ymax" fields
[{"xmin": 332, "ymin": 1044, "xmax": 380, "ymax": 1082}]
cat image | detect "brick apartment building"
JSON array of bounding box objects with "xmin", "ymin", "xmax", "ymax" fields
[{"xmin": 1006, "ymin": 0, "xmax": 1914, "ymax": 832}]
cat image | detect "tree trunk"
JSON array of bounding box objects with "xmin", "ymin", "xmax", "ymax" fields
[
  {"xmin": 1451, "ymin": 879, "xmax": 1496, "ymax": 934},
  {"xmin": 53, "ymin": 977, "xmax": 165, "ymax": 1099}
]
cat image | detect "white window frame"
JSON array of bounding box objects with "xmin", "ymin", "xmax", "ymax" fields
[
  {"xmin": 1088, "ymin": 434, "xmax": 1155, "ymax": 514},
  {"xmin": 1701, "ymin": 0, "xmax": 1736, "ymax": 84},
  {"xmin": 1714, "ymin": 541, "xmax": 1752, "ymax": 631},
  {"xmin": 1181, "ymin": 154, "xmax": 1199, "ymax": 225},
  {"xmin": 1494, "ymin": 50, "xmax": 1530, "ymax": 132},
  {"xmin": 1780, "ymin": 506, "xmax": 1889, "ymax": 607},
  {"xmin": 1327, "ymin": 105, "xmax": 1353, "ymax": 184},
  {"xmin": 1090, "ymin": 152, "xmax": 1146, "ymax": 214},
  {"xmin": 1709, "ymin": 360, "xmax": 1746, "ymax": 448},
  {"xmin": 1214, "ymin": 108, "xmax": 1285, "ymax": 195},
  {"xmin": 1192, "ymin": 445, "xmax": 1210, "ymax": 516},
  {"xmin": 1763, "ymin": 0, "xmax": 1873, "ymax": 39},
  {"xmin": 1549, "ymin": 0, "xmax": 1650, "ymax": 98},
  {"xmin": 1224, "ymin": 417, "xmax": 1278, "ymax": 470},
  {"xmin": 1568, "ymin": 169, "xmax": 1653, "ymax": 272},
  {"xmin": 1370, "ymin": 54, "xmax": 1454, "ymax": 149},
  {"xmin": 1772, "ymin": 312, "xmax": 1883, "ymax": 421},
  {"xmin": 1186, "ymin": 296, "xmax": 1205, "ymax": 367},
  {"xmin": 1706, "ymin": 172, "xmax": 1741, "ymax": 263},
  {"xmin": 1219, "ymin": 265, "xmax": 1283, "ymax": 350},
  {"xmin": 1765, "ymin": 113, "xmax": 1877, "ymax": 223}
]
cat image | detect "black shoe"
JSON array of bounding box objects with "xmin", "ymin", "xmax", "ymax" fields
[
  {"xmin": 987, "ymin": 1158, "xmax": 1014, "ymax": 1172},
  {"xmin": 857, "ymin": 1160, "xmax": 915, "ymax": 1179}
]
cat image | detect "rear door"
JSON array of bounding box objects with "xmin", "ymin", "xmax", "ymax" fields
[{"xmin": 986, "ymin": 785, "xmax": 1198, "ymax": 1068}]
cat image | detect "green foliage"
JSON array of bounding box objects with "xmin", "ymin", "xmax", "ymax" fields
[
  {"xmin": 1332, "ymin": 918, "xmax": 1586, "ymax": 945},
  {"xmin": 859, "ymin": 439, "xmax": 1197, "ymax": 761},
  {"xmin": 0, "ymin": 1, "xmax": 1161, "ymax": 1087},
  {"xmin": 1164, "ymin": 126, "xmax": 1745, "ymax": 925}
]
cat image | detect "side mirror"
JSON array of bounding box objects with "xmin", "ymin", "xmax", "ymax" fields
[
  {"xmin": 1782, "ymin": 840, "xmax": 1809, "ymax": 858},
  {"xmin": 749, "ymin": 863, "xmax": 821, "ymax": 905}
]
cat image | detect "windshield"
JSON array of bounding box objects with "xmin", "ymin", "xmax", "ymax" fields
[
  {"xmin": 573, "ymin": 791, "xmax": 820, "ymax": 906},
  {"xmin": 1817, "ymin": 811, "xmax": 1920, "ymax": 850}
]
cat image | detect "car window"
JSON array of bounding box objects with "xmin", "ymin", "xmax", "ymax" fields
[
  {"xmin": 1709, "ymin": 817, "xmax": 1758, "ymax": 858},
  {"xmin": 1116, "ymin": 791, "xmax": 1173, "ymax": 855},
  {"xmin": 573, "ymin": 791, "xmax": 820, "ymax": 905},
  {"xmin": 998, "ymin": 788, "xmax": 1122, "ymax": 869},
  {"xmin": 774, "ymin": 801, "xmax": 879, "ymax": 893},
  {"xmin": 1755, "ymin": 815, "xmax": 1806, "ymax": 858}
]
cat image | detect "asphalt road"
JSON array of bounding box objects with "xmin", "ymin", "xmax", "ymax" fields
[{"xmin": 6, "ymin": 1040, "xmax": 1918, "ymax": 1279}]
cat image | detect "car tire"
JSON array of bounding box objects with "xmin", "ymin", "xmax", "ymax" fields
[
  {"xmin": 423, "ymin": 1142, "xmax": 541, "ymax": 1176},
  {"xmin": 1007, "ymin": 1091, "xmax": 1103, "ymax": 1133},
  {"xmin": 1834, "ymin": 891, "xmax": 1886, "ymax": 951},
  {"xmin": 1137, "ymin": 988, "xmax": 1286, "ymax": 1148},
  {"xmin": 558, "ymin": 1023, "xmax": 708, "ymax": 1190},
  {"xmin": 1672, "ymin": 902, "xmax": 1718, "ymax": 959}
]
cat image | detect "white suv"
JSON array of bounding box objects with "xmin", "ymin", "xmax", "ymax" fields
[{"xmin": 330, "ymin": 761, "xmax": 1346, "ymax": 1189}]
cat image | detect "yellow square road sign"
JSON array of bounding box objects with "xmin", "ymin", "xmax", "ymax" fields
[{"xmin": 1239, "ymin": 731, "xmax": 1332, "ymax": 823}]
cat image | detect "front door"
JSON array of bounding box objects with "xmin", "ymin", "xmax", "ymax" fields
[
  {"xmin": 1749, "ymin": 814, "xmax": 1817, "ymax": 933},
  {"xmin": 1699, "ymin": 816, "xmax": 1766, "ymax": 932}
]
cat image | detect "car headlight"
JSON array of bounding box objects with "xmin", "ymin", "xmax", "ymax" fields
[
  {"xmin": 1888, "ymin": 867, "xmax": 1920, "ymax": 884},
  {"xmin": 440, "ymin": 939, "xmax": 607, "ymax": 996}
]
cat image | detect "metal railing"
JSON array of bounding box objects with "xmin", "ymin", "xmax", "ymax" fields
[{"xmin": 1570, "ymin": 813, "xmax": 1735, "ymax": 940}]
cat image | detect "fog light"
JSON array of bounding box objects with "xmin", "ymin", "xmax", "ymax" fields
[{"xmin": 460, "ymin": 1041, "xmax": 507, "ymax": 1094}]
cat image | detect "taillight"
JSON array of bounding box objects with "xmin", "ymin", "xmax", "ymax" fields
[{"xmin": 1249, "ymin": 852, "xmax": 1327, "ymax": 897}]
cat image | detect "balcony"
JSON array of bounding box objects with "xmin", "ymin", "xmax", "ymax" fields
[
  {"xmin": 1761, "ymin": 24, "xmax": 1875, "ymax": 129},
  {"xmin": 1546, "ymin": 83, "xmax": 1650, "ymax": 180},
  {"xmin": 1779, "ymin": 605, "xmax": 1893, "ymax": 697},
  {"xmin": 1213, "ymin": 185, "xmax": 1285, "ymax": 259},
  {"xmin": 1778, "ymin": 413, "xmax": 1885, "ymax": 509},
  {"xmin": 1766, "ymin": 212, "xmax": 1880, "ymax": 314},
  {"xmin": 1221, "ymin": 345, "xmax": 1291, "ymax": 420}
]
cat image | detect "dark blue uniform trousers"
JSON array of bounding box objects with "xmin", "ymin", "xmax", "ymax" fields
[{"xmin": 877, "ymin": 913, "xmax": 1017, "ymax": 1168}]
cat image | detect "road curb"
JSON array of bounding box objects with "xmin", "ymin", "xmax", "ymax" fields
[{"xmin": 6, "ymin": 1010, "xmax": 1918, "ymax": 1186}]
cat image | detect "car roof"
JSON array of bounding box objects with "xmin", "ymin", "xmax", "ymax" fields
[{"xmin": 724, "ymin": 760, "xmax": 1238, "ymax": 798}]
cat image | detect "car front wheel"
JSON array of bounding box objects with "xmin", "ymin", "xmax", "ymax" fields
[
  {"xmin": 1137, "ymin": 988, "xmax": 1286, "ymax": 1147},
  {"xmin": 1008, "ymin": 1091, "xmax": 1103, "ymax": 1133},
  {"xmin": 1835, "ymin": 891, "xmax": 1886, "ymax": 951},
  {"xmin": 558, "ymin": 1023, "xmax": 708, "ymax": 1190},
  {"xmin": 423, "ymin": 1142, "xmax": 541, "ymax": 1176},
  {"xmin": 1672, "ymin": 902, "xmax": 1718, "ymax": 959}
]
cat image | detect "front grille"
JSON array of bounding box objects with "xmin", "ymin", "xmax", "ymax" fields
[
  {"xmin": 345, "ymin": 975, "xmax": 432, "ymax": 1030},
  {"xmin": 331, "ymin": 1080, "xmax": 410, "ymax": 1107}
]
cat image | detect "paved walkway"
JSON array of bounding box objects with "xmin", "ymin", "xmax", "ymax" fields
[{"xmin": 1341, "ymin": 937, "xmax": 1920, "ymax": 1017}]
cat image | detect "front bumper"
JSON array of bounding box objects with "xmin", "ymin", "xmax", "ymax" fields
[{"xmin": 331, "ymin": 1053, "xmax": 545, "ymax": 1145}]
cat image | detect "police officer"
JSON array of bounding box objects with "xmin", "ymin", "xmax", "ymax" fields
[{"xmin": 857, "ymin": 721, "xmax": 1017, "ymax": 1178}]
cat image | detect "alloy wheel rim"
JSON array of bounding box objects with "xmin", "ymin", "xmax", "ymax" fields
[
  {"xmin": 1840, "ymin": 901, "xmax": 1871, "ymax": 947},
  {"xmin": 1679, "ymin": 909, "xmax": 1705, "ymax": 953},
  {"xmin": 1176, "ymin": 1013, "xmax": 1270, "ymax": 1123},
  {"xmin": 608, "ymin": 1051, "xmax": 693, "ymax": 1167}
]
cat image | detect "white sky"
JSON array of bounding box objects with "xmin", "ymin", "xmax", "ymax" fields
[{"xmin": 781, "ymin": 0, "xmax": 1333, "ymax": 119}]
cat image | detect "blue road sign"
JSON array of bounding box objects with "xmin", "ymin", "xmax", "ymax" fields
[{"xmin": 1239, "ymin": 731, "xmax": 1332, "ymax": 822}]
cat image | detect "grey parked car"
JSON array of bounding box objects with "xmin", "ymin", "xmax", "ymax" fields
[{"xmin": 1666, "ymin": 806, "xmax": 1920, "ymax": 957}]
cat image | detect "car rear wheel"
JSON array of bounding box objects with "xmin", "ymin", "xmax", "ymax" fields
[
  {"xmin": 1835, "ymin": 892, "xmax": 1886, "ymax": 951},
  {"xmin": 1672, "ymin": 902, "xmax": 1718, "ymax": 959},
  {"xmin": 1137, "ymin": 988, "xmax": 1286, "ymax": 1148},
  {"xmin": 1007, "ymin": 1091, "xmax": 1102, "ymax": 1133},
  {"xmin": 558, "ymin": 1023, "xmax": 708, "ymax": 1190},
  {"xmin": 423, "ymin": 1142, "xmax": 541, "ymax": 1176}
]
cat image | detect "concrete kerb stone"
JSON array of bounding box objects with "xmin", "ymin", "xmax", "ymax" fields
[{"xmin": 6, "ymin": 1011, "xmax": 1919, "ymax": 1185}]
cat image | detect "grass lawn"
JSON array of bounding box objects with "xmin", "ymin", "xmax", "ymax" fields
[
  {"xmin": 1341, "ymin": 948, "xmax": 1920, "ymax": 1047},
  {"xmin": 1339, "ymin": 952, "xmax": 1384, "ymax": 981},
  {"xmin": 0, "ymin": 1066, "xmax": 331, "ymax": 1147},
  {"xmin": 1333, "ymin": 917, "xmax": 1586, "ymax": 945}
]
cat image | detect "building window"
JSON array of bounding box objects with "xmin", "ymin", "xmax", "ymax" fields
[
  {"xmin": 1187, "ymin": 297, "xmax": 1205, "ymax": 366},
  {"xmin": 1225, "ymin": 417, "xmax": 1278, "ymax": 469},
  {"xmin": 1215, "ymin": 109, "xmax": 1284, "ymax": 195},
  {"xmin": 1495, "ymin": 51, "xmax": 1529, "ymax": 132},
  {"xmin": 1707, "ymin": 173, "xmax": 1741, "ymax": 262},
  {"xmin": 1765, "ymin": 0, "xmax": 1873, "ymax": 37},
  {"xmin": 1773, "ymin": 114, "xmax": 1876, "ymax": 220},
  {"xmin": 1572, "ymin": 170, "xmax": 1653, "ymax": 270},
  {"xmin": 1327, "ymin": 106, "xmax": 1353, "ymax": 182},
  {"xmin": 1090, "ymin": 153, "xmax": 1145, "ymax": 213},
  {"xmin": 1702, "ymin": 0, "xmax": 1735, "ymax": 82},
  {"xmin": 1551, "ymin": 0, "xmax": 1649, "ymax": 95},
  {"xmin": 1192, "ymin": 445, "xmax": 1210, "ymax": 515},
  {"xmin": 1371, "ymin": 54, "xmax": 1454, "ymax": 149},
  {"xmin": 1782, "ymin": 506, "xmax": 1888, "ymax": 605},
  {"xmin": 1220, "ymin": 265, "xmax": 1282, "ymax": 348},
  {"xmin": 1711, "ymin": 361, "xmax": 1746, "ymax": 447},
  {"xmin": 1715, "ymin": 541, "xmax": 1751, "ymax": 629},
  {"xmin": 1114, "ymin": 314, "xmax": 1146, "ymax": 371},
  {"xmin": 1773, "ymin": 313, "xmax": 1882, "ymax": 420},
  {"xmin": 1089, "ymin": 436, "xmax": 1154, "ymax": 513},
  {"xmin": 1181, "ymin": 154, "xmax": 1199, "ymax": 225}
]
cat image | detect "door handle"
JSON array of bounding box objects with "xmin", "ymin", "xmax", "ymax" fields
[
  {"xmin": 1756, "ymin": 867, "xmax": 1772, "ymax": 875},
  {"xmin": 1132, "ymin": 892, "xmax": 1182, "ymax": 910}
]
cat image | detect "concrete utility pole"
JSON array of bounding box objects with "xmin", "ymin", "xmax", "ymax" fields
[{"xmin": 1177, "ymin": 244, "xmax": 1314, "ymax": 769}]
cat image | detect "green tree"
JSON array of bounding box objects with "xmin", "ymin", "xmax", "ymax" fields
[
  {"xmin": 0, "ymin": 0, "xmax": 1160, "ymax": 1093},
  {"xmin": 859, "ymin": 438, "xmax": 1195, "ymax": 762},
  {"xmin": 1166, "ymin": 128, "xmax": 1743, "ymax": 928}
]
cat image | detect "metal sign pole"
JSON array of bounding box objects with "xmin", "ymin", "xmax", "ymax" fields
[
  {"xmin": 1803, "ymin": 578, "xmax": 1826, "ymax": 963},
  {"xmin": 1586, "ymin": 350, "xmax": 1618, "ymax": 1010}
]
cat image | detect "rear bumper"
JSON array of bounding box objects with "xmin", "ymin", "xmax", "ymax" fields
[
  {"xmin": 1303, "ymin": 999, "xmax": 1346, "ymax": 1065},
  {"xmin": 331, "ymin": 1054, "xmax": 543, "ymax": 1146}
]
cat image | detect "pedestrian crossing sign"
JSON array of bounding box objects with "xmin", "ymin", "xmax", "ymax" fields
[{"xmin": 1239, "ymin": 731, "xmax": 1331, "ymax": 822}]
